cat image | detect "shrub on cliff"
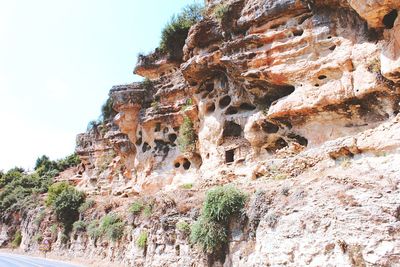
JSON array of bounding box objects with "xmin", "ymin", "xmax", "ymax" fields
[
  {"xmin": 177, "ymin": 116, "xmax": 196, "ymax": 152},
  {"xmin": 11, "ymin": 230, "xmax": 22, "ymax": 248},
  {"xmin": 46, "ymin": 182, "xmax": 70, "ymax": 206},
  {"xmin": 72, "ymin": 220, "xmax": 87, "ymax": 232},
  {"xmin": 52, "ymin": 187, "xmax": 85, "ymax": 233},
  {"xmin": 136, "ymin": 231, "xmax": 148, "ymax": 249},
  {"xmin": 160, "ymin": 3, "xmax": 203, "ymax": 60},
  {"xmin": 100, "ymin": 213, "xmax": 125, "ymax": 242},
  {"xmin": 191, "ymin": 185, "xmax": 247, "ymax": 254},
  {"xmin": 87, "ymin": 220, "xmax": 101, "ymax": 240},
  {"xmin": 190, "ymin": 217, "xmax": 227, "ymax": 253},
  {"xmin": 203, "ymin": 185, "xmax": 247, "ymax": 222}
]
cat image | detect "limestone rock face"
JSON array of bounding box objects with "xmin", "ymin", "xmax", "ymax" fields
[{"xmin": 37, "ymin": 0, "xmax": 400, "ymax": 266}]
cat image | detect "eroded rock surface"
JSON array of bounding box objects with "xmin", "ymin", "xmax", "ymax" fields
[{"xmin": 3, "ymin": 1, "xmax": 400, "ymax": 266}]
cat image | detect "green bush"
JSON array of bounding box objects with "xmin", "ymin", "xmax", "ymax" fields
[
  {"xmin": 87, "ymin": 220, "xmax": 101, "ymax": 240},
  {"xmin": 191, "ymin": 185, "xmax": 247, "ymax": 254},
  {"xmin": 160, "ymin": 3, "xmax": 203, "ymax": 60},
  {"xmin": 78, "ymin": 199, "xmax": 95, "ymax": 213},
  {"xmin": 45, "ymin": 182, "xmax": 70, "ymax": 207},
  {"xmin": 136, "ymin": 231, "xmax": 148, "ymax": 249},
  {"xmin": 190, "ymin": 217, "xmax": 227, "ymax": 253},
  {"xmin": 100, "ymin": 214, "xmax": 125, "ymax": 242},
  {"xmin": 202, "ymin": 185, "xmax": 247, "ymax": 222},
  {"xmin": 11, "ymin": 230, "xmax": 22, "ymax": 248},
  {"xmin": 176, "ymin": 221, "xmax": 191, "ymax": 234},
  {"xmin": 52, "ymin": 187, "xmax": 85, "ymax": 233},
  {"xmin": 72, "ymin": 220, "xmax": 87, "ymax": 232},
  {"xmin": 129, "ymin": 200, "xmax": 144, "ymax": 214},
  {"xmin": 177, "ymin": 116, "xmax": 196, "ymax": 152}
]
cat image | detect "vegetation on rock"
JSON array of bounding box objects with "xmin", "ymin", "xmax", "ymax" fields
[
  {"xmin": 100, "ymin": 213, "xmax": 125, "ymax": 242},
  {"xmin": 136, "ymin": 231, "xmax": 148, "ymax": 249},
  {"xmin": 177, "ymin": 116, "xmax": 196, "ymax": 152},
  {"xmin": 159, "ymin": 3, "xmax": 203, "ymax": 60},
  {"xmin": 191, "ymin": 185, "xmax": 247, "ymax": 254},
  {"xmin": 52, "ymin": 186, "xmax": 85, "ymax": 233},
  {"xmin": 11, "ymin": 230, "xmax": 22, "ymax": 248}
]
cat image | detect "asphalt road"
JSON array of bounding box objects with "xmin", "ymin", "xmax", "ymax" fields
[{"xmin": 0, "ymin": 253, "xmax": 83, "ymax": 267}]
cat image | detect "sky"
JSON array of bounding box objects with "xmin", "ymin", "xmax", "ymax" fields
[{"xmin": 0, "ymin": 0, "xmax": 202, "ymax": 171}]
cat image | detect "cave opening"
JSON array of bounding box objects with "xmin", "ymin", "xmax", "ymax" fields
[
  {"xmin": 225, "ymin": 149, "xmax": 235, "ymax": 163},
  {"xmin": 239, "ymin": 103, "xmax": 256, "ymax": 110},
  {"xmin": 225, "ymin": 106, "xmax": 238, "ymax": 115},
  {"xmin": 206, "ymin": 102, "xmax": 216, "ymax": 113},
  {"xmin": 142, "ymin": 142, "xmax": 150, "ymax": 153},
  {"xmin": 383, "ymin": 9, "xmax": 398, "ymax": 29},
  {"xmin": 155, "ymin": 123, "xmax": 161, "ymax": 132},
  {"xmin": 168, "ymin": 133, "xmax": 177, "ymax": 143},
  {"xmin": 205, "ymin": 83, "xmax": 214, "ymax": 92},
  {"xmin": 183, "ymin": 159, "xmax": 191, "ymax": 170},
  {"xmin": 261, "ymin": 121, "xmax": 279, "ymax": 133},
  {"xmin": 174, "ymin": 162, "xmax": 180, "ymax": 168},
  {"xmin": 219, "ymin": 95, "xmax": 232, "ymax": 109},
  {"xmin": 223, "ymin": 121, "xmax": 242, "ymax": 137}
]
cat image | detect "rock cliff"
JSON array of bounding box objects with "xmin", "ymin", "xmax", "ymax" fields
[{"xmin": 2, "ymin": 0, "xmax": 400, "ymax": 266}]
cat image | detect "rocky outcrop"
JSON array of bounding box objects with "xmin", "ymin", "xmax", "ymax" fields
[{"xmin": 4, "ymin": 0, "xmax": 400, "ymax": 266}]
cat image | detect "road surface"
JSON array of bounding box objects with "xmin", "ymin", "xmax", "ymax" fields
[{"xmin": 0, "ymin": 253, "xmax": 84, "ymax": 267}]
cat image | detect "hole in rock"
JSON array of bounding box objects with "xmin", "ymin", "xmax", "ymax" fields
[
  {"xmin": 190, "ymin": 82, "xmax": 198, "ymax": 86},
  {"xmin": 239, "ymin": 103, "xmax": 256, "ymax": 110},
  {"xmin": 318, "ymin": 75, "xmax": 327, "ymax": 80},
  {"xmin": 155, "ymin": 123, "xmax": 161, "ymax": 132},
  {"xmin": 327, "ymin": 36, "xmax": 332, "ymax": 39},
  {"xmin": 223, "ymin": 121, "xmax": 242, "ymax": 137},
  {"xmin": 219, "ymin": 95, "xmax": 231, "ymax": 109},
  {"xmin": 225, "ymin": 106, "xmax": 238, "ymax": 115},
  {"xmin": 225, "ymin": 149, "xmax": 235, "ymax": 163},
  {"xmin": 248, "ymin": 53, "xmax": 257, "ymax": 59},
  {"xmin": 205, "ymin": 83, "xmax": 214, "ymax": 92},
  {"xmin": 142, "ymin": 142, "xmax": 150, "ymax": 153},
  {"xmin": 383, "ymin": 9, "xmax": 398, "ymax": 29},
  {"xmin": 275, "ymin": 138, "xmax": 288, "ymax": 150},
  {"xmin": 168, "ymin": 133, "xmax": 177, "ymax": 143},
  {"xmin": 174, "ymin": 162, "xmax": 180, "ymax": 168},
  {"xmin": 293, "ymin": 29, "xmax": 304, "ymax": 36},
  {"xmin": 173, "ymin": 127, "xmax": 179, "ymax": 132},
  {"xmin": 206, "ymin": 102, "xmax": 216, "ymax": 113},
  {"xmin": 163, "ymin": 127, "xmax": 169, "ymax": 134},
  {"xmin": 329, "ymin": 45, "xmax": 336, "ymax": 51},
  {"xmin": 261, "ymin": 121, "xmax": 279, "ymax": 133},
  {"xmin": 315, "ymin": 84, "xmax": 320, "ymax": 87},
  {"xmin": 288, "ymin": 133, "xmax": 308, "ymax": 146},
  {"xmin": 183, "ymin": 159, "xmax": 191, "ymax": 170},
  {"xmin": 135, "ymin": 137, "xmax": 143, "ymax": 146}
]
